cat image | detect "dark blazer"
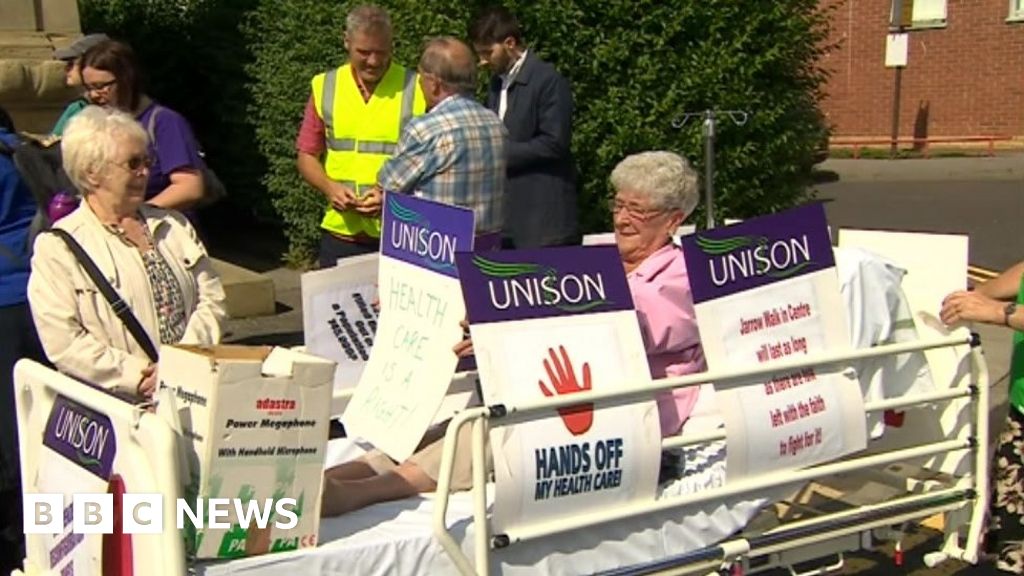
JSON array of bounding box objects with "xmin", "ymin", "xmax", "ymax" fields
[{"xmin": 486, "ymin": 51, "xmax": 579, "ymax": 248}]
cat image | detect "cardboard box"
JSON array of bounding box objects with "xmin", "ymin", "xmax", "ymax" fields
[{"xmin": 156, "ymin": 345, "xmax": 335, "ymax": 560}]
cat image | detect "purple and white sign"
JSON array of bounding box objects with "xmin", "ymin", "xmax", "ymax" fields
[
  {"xmin": 454, "ymin": 245, "xmax": 634, "ymax": 324},
  {"xmin": 458, "ymin": 244, "xmax": 662, "ymax": 533},
  {"xmin": 680, "ymin": 204, "xmax": 865, "ymax": 479},
  {"xmin": 42, "ymin": 395, "xmax": 116, "ymax": 481},
  {"xmin": 381, "ymin": 193, "xmax": 475, "ymax": 279},
  {"xmin": 680, "ymin": 203, "xmax": 835, "ymax": 304}
]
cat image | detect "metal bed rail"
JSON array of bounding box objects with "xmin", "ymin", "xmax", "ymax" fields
[{"xmin": 431, "ymin": 332, "xmax": 987, "ymax": 576}]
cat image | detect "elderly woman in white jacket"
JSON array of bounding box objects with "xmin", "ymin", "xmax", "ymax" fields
[{"xmin": 27, "ymin": 105, "xmax": 226, "ymax": 400}]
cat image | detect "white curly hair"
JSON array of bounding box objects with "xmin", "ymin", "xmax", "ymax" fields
[
  {"xmin": 609, "ymin": 151, "xmax": 699, "ymax": 218},
  {"xmin": 61, "ymin": 105, "xmax": 149, "ymax": 196}
]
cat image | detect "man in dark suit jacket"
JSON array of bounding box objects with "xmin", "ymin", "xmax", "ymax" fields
[{"xmin": 469, "ymin": 6, "xmax": 579, "ymax": 249}]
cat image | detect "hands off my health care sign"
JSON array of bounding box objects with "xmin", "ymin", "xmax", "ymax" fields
[
  {"xmin": 455, "ymin": 246, "xmax": 661, "ymax": 534},
  {"xmin": 344, "ymin": 193, "xmax": 475, "ymax": 462},
  {"xmin": 680, "ymin": 204, "xmax": 866, "ymax": 479}
]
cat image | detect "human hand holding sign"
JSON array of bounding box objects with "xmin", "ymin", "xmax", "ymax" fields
[{"xmin": 538, "ymin": 346, "xmax": 594, "ymax": 436}]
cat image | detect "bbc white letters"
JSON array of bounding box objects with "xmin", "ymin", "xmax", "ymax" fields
[{"xmin": 24, "ymin": 493, "xmax": 298, "ymax": 534}]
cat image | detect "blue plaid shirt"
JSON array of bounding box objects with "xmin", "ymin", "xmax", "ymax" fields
[{"xmin": 377, "ymin": 95, "xmax": 507, "ymax": 233}]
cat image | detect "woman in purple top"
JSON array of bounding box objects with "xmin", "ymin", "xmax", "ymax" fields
[
  {"xmin": 609, "ymin": 151, "xmax": 707, "ymax": 438},
  {"xmin": 78, "ymin": 39, "xmax": 206, "ymax": 211}
]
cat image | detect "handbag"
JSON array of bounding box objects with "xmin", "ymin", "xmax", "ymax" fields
[{"xmin": 48, "ymin": 229, "xmax": 159, "ymax": 363}]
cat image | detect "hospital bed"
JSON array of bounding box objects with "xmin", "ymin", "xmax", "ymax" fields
[
  {"xmin": 187, "ymin": 332, "xmax": 984, "ymax": 576},
  {"xmin": 190, "ymin": 242, "xmax": 987, "ymax": 576},
  {"xmin": 15, "ymin": 241, "xmax": 991, "ymax": 576}
]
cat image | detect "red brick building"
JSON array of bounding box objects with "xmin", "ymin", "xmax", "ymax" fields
[{"xmin": 819, "ymin": 0, "xmax": 1024, "ymax": 142}]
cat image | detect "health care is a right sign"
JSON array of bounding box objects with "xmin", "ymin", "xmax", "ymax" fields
[
  {"xmin": 680, "ymin": 203, "xmax": 867, "ymax": 478},
  {"xmin": 455, "ymin": 246, "xmax": 661, "ymax": 534}
]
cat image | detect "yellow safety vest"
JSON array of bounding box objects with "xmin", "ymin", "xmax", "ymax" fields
[{"xmin": 311, "ymin": 63, "xmax": 426, "ymax": 238}]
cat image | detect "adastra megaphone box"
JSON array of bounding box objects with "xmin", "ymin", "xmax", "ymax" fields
[{"xmin": 156, "ymin": 344, "xmax": 334, "ymax": 559}]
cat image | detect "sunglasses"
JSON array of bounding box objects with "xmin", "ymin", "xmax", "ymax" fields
[{"xmin": 111, "ymin": 155, "xmax": 153, "ymax": 173}]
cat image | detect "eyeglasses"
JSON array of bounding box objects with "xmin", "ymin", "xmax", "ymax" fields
[
  {"xmin": 84, "ymin": 79, "xmax": 117, "ymax": 93},
  {"xmin": 607, "ymin": 198, "xmax": 663, "ymax": 221},
  {"xmin": 110, "ymin": 155, "xmax": 152, "ymax": 174}
]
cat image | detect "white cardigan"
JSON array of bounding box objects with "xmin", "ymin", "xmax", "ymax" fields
[{"xmin": 27, "ymin": 203, "xmax": 226, "ymax": 396}]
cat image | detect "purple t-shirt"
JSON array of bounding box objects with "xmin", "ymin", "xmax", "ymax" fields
[{"xmin": 136, "ymin": 103, "xmax": 205, "ymax": 200}]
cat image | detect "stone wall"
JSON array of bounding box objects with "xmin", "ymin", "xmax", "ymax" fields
[{"xmin": 0, "ymin": 0, "xmax": 84, "ymax": 133}]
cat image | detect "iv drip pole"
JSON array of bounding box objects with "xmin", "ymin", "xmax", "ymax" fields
[{"xmin": 672, "ymin": 109, "xmax": 749, "ymax": 230}]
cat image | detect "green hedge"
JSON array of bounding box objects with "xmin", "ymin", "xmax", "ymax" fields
[
  {"xmin": 80, "ymin": 0, "xmax": 269, "ymax": 220},
  {"xmin": 81, "ymin": 0, "xmax": 833, "ymax": 264}
]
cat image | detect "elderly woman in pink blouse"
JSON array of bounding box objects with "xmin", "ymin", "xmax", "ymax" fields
[{"xmin": 609, "ymin": 150, "xmax": 706, "ymax": 439}]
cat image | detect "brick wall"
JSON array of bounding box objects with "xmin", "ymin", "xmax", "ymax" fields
[{"xmin": 819, "ymin": 0, "xmax": 1024, "ymax": 138}]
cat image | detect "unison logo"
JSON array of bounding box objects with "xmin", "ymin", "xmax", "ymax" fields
[
  {"xmin": 387, "ymin": 196, "xmax": 457, "ymax": 272},
  {"xmin": 696, "ymin": 234, "xmax": 813, "ymax": 287},
  {"xmin": 472, "ymin": 255, "xmax": 610, "ymax": 312},
  {"xmin": 43, "ymin": 396, "xmax": 116, "ymax": 480}
]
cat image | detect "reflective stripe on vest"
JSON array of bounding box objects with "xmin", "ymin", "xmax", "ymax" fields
[
  {"xmin": 335, "ymin": 180, "xmax": 375, "ymax": 194},
  {"xmin": 399, "ymin": 68, "xmax": 416, "ymax": 132},
  {"xmin": 312, "ymin": 63, "xmax": 426, "ymax": 238},
  {"xmin": 321, "ymin": 68, "xmax": 417, "ymax": 154},
  {"xmin": 321, "ymin": 69, "xmax": 340, "ymax": 150}
]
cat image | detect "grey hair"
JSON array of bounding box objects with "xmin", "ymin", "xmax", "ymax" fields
[
  {"xmin": 419, "ymin": 37, "xmax": 477, "ymax": 94},
  {"xmin": 609, "ymin": 151, "xmax": 699, "ymax": 217},
  {"xmin": 345, "ymin": 5, "xmax": 392, "ymax": 38},
  {"xmin": 61, "ymin": 105, "xmax": 148, "ymax": 195}
]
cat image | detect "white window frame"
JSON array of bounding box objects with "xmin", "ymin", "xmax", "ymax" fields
[
  {"xmin": 891, "ymin": 0, "xmax": 947, "ymax": 29},
  {"xmin": 1011, "ymin": 0, "xmax": 1024, "ymax": 22},
  {"xmin": 911, "ymin": 0, "xmax": 946, "ymax": 24}
]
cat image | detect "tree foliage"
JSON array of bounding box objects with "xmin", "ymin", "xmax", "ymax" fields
[{"xmin": 80, "ymin": 0, "xmax": 834, "ymax": 263}]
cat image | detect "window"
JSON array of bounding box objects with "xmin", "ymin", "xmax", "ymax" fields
[
  {"xmin": 1011, "ymin": 0, "xmax": 1024, "ymax": 22},
  {"xmin": 891, "ymin": 0, "xmax": 947, "ymax": 29}
]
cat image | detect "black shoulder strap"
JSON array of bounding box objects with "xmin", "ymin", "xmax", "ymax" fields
[{"xmin": 49, "ymin": 228, "xmax": 160, "ymax": 363}]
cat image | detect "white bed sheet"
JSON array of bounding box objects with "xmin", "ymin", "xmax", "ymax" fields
[{"xmin": 194, "ymin": 436, "xmax": 791, "ymax": 576}]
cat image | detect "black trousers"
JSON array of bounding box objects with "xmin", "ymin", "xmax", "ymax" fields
[
  {"xmin": 318, "ymin": 231, "xmax": 379, "ymax": 269},
  {"xmin": 0, "ymin": 303, "xmax": 47, "ymax": 572}
]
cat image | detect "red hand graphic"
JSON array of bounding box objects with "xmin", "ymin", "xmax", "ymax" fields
[{"xmin": 538, "ymin": 345, "xmax": 594, "ymax": 436}]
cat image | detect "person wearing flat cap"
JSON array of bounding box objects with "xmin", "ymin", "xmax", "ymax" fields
[{"xmin": 51, "ymin": 33, "xmax": 109, "ymax": 137}]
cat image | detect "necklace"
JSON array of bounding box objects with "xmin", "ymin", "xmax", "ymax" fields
[{"xmin": 104, "ymin": 214, "xmax": 149, "ymax": 249}]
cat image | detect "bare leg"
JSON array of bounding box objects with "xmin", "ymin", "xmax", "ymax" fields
[
  {"xmin": 321, "ymin": 461, "xmax": 436, "ymax": 518},
  {"xmin": 323, "ymin": 460, "xmax": 379, "ymax": 482}
]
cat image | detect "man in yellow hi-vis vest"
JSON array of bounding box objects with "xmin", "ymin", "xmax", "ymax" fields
[{"xmin": 295, "ymin": 5, "xmax": 426, "ymax": 267}]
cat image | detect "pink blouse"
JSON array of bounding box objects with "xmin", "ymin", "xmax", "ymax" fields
[{"xmin": 627, "ymin": 243, "xmax": 707, "ymax": 437}]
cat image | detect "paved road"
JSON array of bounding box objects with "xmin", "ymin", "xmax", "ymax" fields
[
  {"xmin": 813, "ymin": 156, "xmax": 1023, "ymax": 272},
  {"xmin": 816, "ymin": 179, "xmax": 1022, "ymax": 272}
]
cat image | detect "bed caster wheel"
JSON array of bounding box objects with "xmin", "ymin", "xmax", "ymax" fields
[{"xmin": 923, "ymin": 551, "xmax": 949, "ymax": 568}]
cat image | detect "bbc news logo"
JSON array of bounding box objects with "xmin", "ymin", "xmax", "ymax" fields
[{"xmin": 24, "ymin": 494, "xmax": 298, "ymax": 534}]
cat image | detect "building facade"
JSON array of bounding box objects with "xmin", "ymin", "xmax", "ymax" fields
[
  {"xmin": 0, "ymin": 0, "xmax": 82, "ymax": 133},
  {"xmin": 819, "ymin": 0, "xmax": 1024, "ymax": 141}
]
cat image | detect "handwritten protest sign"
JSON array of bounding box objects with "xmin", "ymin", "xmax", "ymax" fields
[
  {"xmin": 680, "ymin": 203, "xmax": 866, "ymax": 478},
  {"xmin": 301, "ymin": 254, "xmax": 379, "ymax": 393},
  {"xmin": 455, "ymin": 246, "xmax": 660, "ymax": 534},
  {"xmin": 343, "ymin": 194, "xmax": 475, "ymax": 462}
]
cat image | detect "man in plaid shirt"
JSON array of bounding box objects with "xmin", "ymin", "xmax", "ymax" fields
[{"xmin": 371, "ymin": 37, "xmax": 506, "ymax": 233}]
